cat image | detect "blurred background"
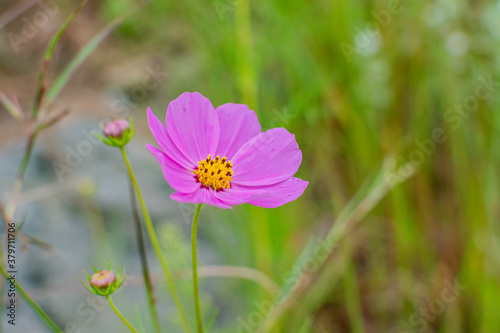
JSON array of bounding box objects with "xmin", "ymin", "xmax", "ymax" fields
[{"xmin": 1, "ymin": 0, "xmax": 500, "ymax": 332}]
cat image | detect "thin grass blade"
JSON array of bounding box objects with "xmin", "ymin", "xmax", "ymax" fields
[
  {"xmin": 33, "ymin": 0, "xmax": 88, "ymax": 118},
  {"xmin": 45, "ymin": 5, "xmax": 142, "ymax": 104}
]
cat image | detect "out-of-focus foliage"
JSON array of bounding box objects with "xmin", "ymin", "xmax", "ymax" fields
[{"xmin": 1, "ymin": 0, "xmax": 500, "ymax": 332}]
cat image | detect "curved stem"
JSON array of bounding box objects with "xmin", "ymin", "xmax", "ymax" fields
[
  {"xmin": 256, "ymin": 162, "xmax": 417, "ymax": 332},
  {"xmin": 120, "ymin": 147, "xmax": 191, "ymax": 333},
  {"xmin": 0, "ymin": 264, "xmax": 62, "ymax": 332},
  {"xmin": 191, "ymin": 204, "xmax": 203, "ymax": 333},
  {"xmin": 0, "ymin": 216, "xmax": 61, "ymax": 333},
  {"xmin": 190, "ymin": 265, "xmax": 279, "ymax": 293},
  {"xmin": 107, "ymin": 295, "xmax": 139, "ymax": 333},
  {"xmin": 127, "ymin": 174, "xmax": 161, "ymax": 333}
]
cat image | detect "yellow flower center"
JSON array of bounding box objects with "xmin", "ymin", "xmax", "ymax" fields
[{"xmin": 194, "ymin": 154, "xmax": 233, "ymax": 191}]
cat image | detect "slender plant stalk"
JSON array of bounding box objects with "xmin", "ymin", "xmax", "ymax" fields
[
  {"xmin": 106, "ymin": 295, "xmax": 139, "ymax": 333},
  {"xmin": 257, "ymin": 161, "xmax": 417, "ymax": 332},
  {"xmin": 0, "ymin": 83, "xmax": 64, "ymax": 333},
  {"xmin": 6, "ymin": 132, "xmax": 37, "ymax": 218},
  {"xmin": 120, "ymin": 147, "xmax": 191, "ymax": 333},
  {"xmin": 127, "ymin": 174, "xmax": 161, "ymax": 333},
  {"xmin": 191, "ymin": 204, "xmax": 203, "ymax": 333},
  {"xmin": 234, "ymin": 0, "xmax": 257, "ymax": 109},
  {"xmin": 0, "ymin": 3, "xmax": 114, "ymax": 331},
  {"xmin": 0, "ymin": 259, "xmax": 62, "ymax": 332},
  {"xmin": 342, "ymin": 240, "xmax": 365, "ymax": 333},
  {"xmin": 0, "ymin": 133, "xmax": 62, "ymax": 333},
  {"xmin": 0, "ymin": 209, "xmax": 61, "ymax": 332},
  {"xmin": 7, "ymin": 0, "xmax": 87, "ymax": 216},
  {"xmin": 190, "ymin": 265, "xmax": 279, "ymax": 293},
  {"xmin": 33, "ymin": 0, "xmax": 88, "ymax": 118}
]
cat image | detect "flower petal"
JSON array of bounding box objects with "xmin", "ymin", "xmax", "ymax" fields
[
  {"xmin": 246, "ymin": 177, "xmax": 308, "ymax": 208},
  {"xmin": 215, "ymin": 177, "xmax": 308, "ymax": 208},
  {"xmin": 213, "ymin": 184, "xmax": 267, "ymax": 206},
  {"xmin": 166, "ymin": 92, "xmax": 220, "ymax": 162},
  {"xmin": 170, "ymin": 189, "xmax": 232, "ymax": 209},
  {"xmin": 231, "ymin": 128, "xmax": 302, "ymax": 186},
  {"xmin": 147, "ymin": 107, "xmax": 195, "ymax": 168},
  {"xmin": 146, "ymin": 144, "xmax": 199, "ymax": 193},
  {"xmin": 215, "ymin": 103, "xmax": 261, "ymax": 159}
]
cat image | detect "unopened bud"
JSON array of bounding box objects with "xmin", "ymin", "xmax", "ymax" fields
[
  {"xmin": 94, "ymin": 117, "xmax": 135, "ymax": 148},
  {"xmin": 81, "ymin": 264, "xmax": 127, "ymax": 296},
  {"xmin": 103, "ymin": 119, "xmax": 129, "ymax": 138},
  {"xmin": 90, "ymin": 269, "xmax": 116, "ymax": 289}
]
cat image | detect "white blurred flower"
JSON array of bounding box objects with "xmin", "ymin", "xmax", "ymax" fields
[
  {"xmin": 445, "ymin": 31, "xmax": 469, "ymax": 56},
  {"xmin": 354, "ymin": 28, "xmax": 382, "ymax": 57}
]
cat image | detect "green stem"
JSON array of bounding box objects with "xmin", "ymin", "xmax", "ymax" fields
[
  {"xmin": 107, "ymin": 295, "xmax": 139, "ymax": 333},
  {"xmin": 0, "ymin": 205, "xmax": 61, "ymax": 333},
  {"xmin": 191, "ymin": 204, "xmax": 203, "ymax": 333},
  {"xmin": 6, "ymin": 131, "xmax": 37, "ymax": 217},
  {"xmin": 256, "ymin": 162, "xmax": 417, "ymax": 333},
  {"xmin": 127, "ymin": 173, "xmax": 161, "ymax": 333},
  {"xmin": 0, "ymin": 264, "xmax": 62, "ymax": 332},
  {"xmin": 120, "ymin": 147, "xmax": 191, "ymax": 333},
  {"xmin": 234, "ymin": 0, "xmax": 257, "ymax": 110},
  {"xmin": 342, "ymin": 241, "xmax": 365, "ymax": 333}
]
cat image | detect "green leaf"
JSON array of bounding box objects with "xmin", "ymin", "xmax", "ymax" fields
[
  {"xmin": 92, "ymin": 132, "xmax": 113, "ymax": 146},
  {"xmin": 258, "ymin": 158, "xmax": 417, "ymax": 332},
  {"xmin": 204, "ymin": 308, "xmax": 220, "ymax": 333},
  {"xmin": 134, "ymin": 305, "xmax": 146, "ymax": 333},
  {"xmin": 44, "ymin": 0, "xmax": 88, "ymax": 62},
  {"xmin": 79, "ymin": 279, "xmax": 94, "ymax": 294},
  {"xmin": 117, "ymin": 273, "xmax": 128, "ymax": 289},
  {"xmin": 33, "ymin": 0, "xmax": 88, "ymax": 118},
  {"xmin": 83, "ymin": 269, "xmax": 91, "ymax": 282},
  {"xmin": 45, "ymin": 4, "xmax": 143, "ymax": 104},
  {"xmin": 0, "ymin": 92, "xmax": 23, "ymax": 120}
]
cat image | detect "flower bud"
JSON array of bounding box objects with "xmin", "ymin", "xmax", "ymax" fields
[
  {"xmin": 103, "ymin": 119, "xmax": 130, "ymax": 138},
  {"xmin": 81, "ymin": 264, "xmax": 127, "ymax": 296},
  {"xmin": 93, "ymin": 117, "xmax": 135, "ymax": 148},
  {"xmin": 90, "ymin": 269, "xmax": 116, "ymax": 289}
]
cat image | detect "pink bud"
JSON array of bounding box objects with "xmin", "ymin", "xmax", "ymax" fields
[
  {"xmin": 90, "ymin": 270, "xmax": 116, "ymax": 289},
  {"xmin": 103, "ymin": 120, "xmax": 129, "ymax": 138}
]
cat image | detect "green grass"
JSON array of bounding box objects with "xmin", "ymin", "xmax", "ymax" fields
[
  {"xmin": 3, "ymin": 0, "xmax": 499, "ymax": 331},
  {"xmin": 95, "ymin": 0, "xmax": 500, "ymax": 331}
]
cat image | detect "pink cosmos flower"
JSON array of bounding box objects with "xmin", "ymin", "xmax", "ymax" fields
[{"xmin": 146, "ymin": 92, "xmax": 308, "ymax": 209}]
